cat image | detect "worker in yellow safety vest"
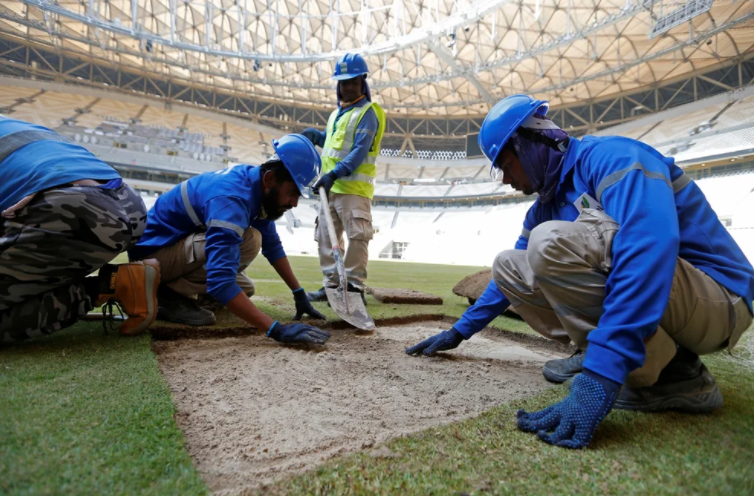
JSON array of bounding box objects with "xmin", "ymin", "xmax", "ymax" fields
[{"xmin": 302, "ymin": 53, "xmax": 386, "ymax": 305}]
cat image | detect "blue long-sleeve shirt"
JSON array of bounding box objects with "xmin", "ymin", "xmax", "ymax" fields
[
  {"xmin": 454, "ymin": 135, "xmax": 754, "ymax": 384},
  {"xmin": 129, "ymin": 165, "xmax": 286, "ymax": 304},
  {"xmin": 309, "ymin": 99, "xmax": 379, "ymax": 178},
  {"xmin": 0, "ymin": 118, "xmax": 120, "ymax": 212}
]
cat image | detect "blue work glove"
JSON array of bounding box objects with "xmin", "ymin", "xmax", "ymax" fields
[
  {"xmin": 301, "ymin": 128, "xmax": 321, "ymax": 146},
  {"xmin": 293, "ymin": 288, "xmax": 326, "ymax": 320},
  {"xmin": 312, "ymin": 171, "xmax": 339, "ymax": 197},
  {"xmin": 267, "ymin": 321, "xmax": 330, "ymax": 345},
  {"xmin": 405, "ymin": 328, "xmax": 464, "ymax": 356},
  {"xmin": 516, "ymin": 369, "xmax": 621, "ymax": 449}
]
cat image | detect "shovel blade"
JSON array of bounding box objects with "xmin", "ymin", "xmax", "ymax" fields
[{"xmin": 325, "ymin": 287, "xmax": 375, "ymax": 331}]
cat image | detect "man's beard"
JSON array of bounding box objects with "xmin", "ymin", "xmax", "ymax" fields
[{"xmin": 261, "ymin": 187, "xmax": 287, "ymax": 221}]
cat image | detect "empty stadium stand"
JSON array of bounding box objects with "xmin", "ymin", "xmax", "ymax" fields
[{"xmin": 3, "ymin": 78, "xmax": 754, "ymax": 267}]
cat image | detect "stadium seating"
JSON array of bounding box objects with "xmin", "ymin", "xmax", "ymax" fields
[
  {"xmin": 0, "ymin": 84, "xmax": 270, "ymax": 168},
  {"xmin": 3, "ymin": 81, "xmax": 754, "ymax": 267}
]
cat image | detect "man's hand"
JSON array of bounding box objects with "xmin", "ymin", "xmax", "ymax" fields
[
  {"xmin": 301, "ymin": 128, "xmax": 321, "ymax": 145},
  {"xmin": 293, "ymin": 288, "xmax": 326, "ymax": 320},
  {"xmin": 405, "ymin": 328, "xmax": 464, "ymax": 356},
  {"xmin": 267, "ymin": 321, "xmax": 330, "ymax": 345},
  {"xmin": 312, "ymin": 171, "xmax": 339, "ymax": 197},
  {"xmin": 516, "ymin": 369, "xmax": 621, "ymax": 449}
]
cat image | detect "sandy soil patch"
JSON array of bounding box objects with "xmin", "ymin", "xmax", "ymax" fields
[{"xmin": 153, "ymin": 323, "xmax": 562, "ymax": 494}]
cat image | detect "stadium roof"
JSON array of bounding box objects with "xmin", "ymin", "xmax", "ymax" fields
[{"xmin": 1, "ymin": 0, "xmax": 753, "ymax": 115}]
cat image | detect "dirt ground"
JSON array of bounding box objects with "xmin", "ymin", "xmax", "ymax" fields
[{"xmin": 153, "ymin": 323, "xmax": 563, "ymax": 495}]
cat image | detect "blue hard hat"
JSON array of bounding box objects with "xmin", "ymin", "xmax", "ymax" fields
[
  {"xmin": 270, "ymin": 134, "xmax": 321, "ymax": 197},
  {"xmin": 478, "ymin": 95, "xmax": 549, "ymax": 166},
  {"xmin": 333, "ymin": 53, "xmax": 369, "ymax": 81}
]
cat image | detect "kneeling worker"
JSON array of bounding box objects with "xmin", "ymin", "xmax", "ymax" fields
[
  {"xmin": 1, "ymin": 116, "xmax": 159, "ymax": 343},
  {"xmin": 407, "ymin": 95, "xmax": 754, "ymax": 449},
  {"xmin": 128, "ymin": 134, "xmax": 330, "ymax": 346}
]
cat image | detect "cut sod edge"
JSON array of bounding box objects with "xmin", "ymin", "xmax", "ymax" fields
[{"xmin": 148, "ymin": 313, "xmax": 573, "ymax": 356}]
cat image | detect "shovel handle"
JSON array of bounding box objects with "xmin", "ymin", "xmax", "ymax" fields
[
  {"xmin": 319, "ymin": 186, "xmax": 341, "ymax": 251},
  {"xmin": 319, "ymin": 186, "xmax": 350, "ymax": 314}
]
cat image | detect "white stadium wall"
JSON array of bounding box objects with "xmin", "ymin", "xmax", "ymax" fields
[{"xmin": 276, "ymin": 172, "xmax": 754, "ymax": 268}]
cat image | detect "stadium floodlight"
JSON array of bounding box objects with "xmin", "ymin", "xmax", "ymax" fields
[{"xmin": 649, "ymin": 0, "xmax": 713, "ymax": 39}]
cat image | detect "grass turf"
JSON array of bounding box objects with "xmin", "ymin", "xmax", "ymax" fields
[{"xmin": 2, "ymin": 255, "xmax": 753, "ymax": 495}]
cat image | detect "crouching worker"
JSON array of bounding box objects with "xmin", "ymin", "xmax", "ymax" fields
[
  {"xmin": 407, "ymin": 95, "xmax": 754, "ymax": 449},
  {"xmin": 0, "ymin": 117, "xmax": 159, "ymax": 344},
  {"xmin": 128, "ymin": 134, "xmax": 330, "ymax": 346}
]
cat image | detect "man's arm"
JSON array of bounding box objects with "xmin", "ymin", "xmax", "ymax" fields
[
  {"xmin": 202, "ymin": 198, "xmax": 276, "ymax": 328},
  {"xmin": 583, "ymin": 141, "xmax": 680, "ymax": 384},
  {"xmin": 254, "ymin": 219, "xmax": 326, "ymax": 320},
  {"xmin": 407, "ymin": 203, "xmax": 542, "ymax": 355},
  {"xmin": 301, "ymin": 128, "xmax": 326, "ymax": 148},
  {"xmin": 252, "ymin": 218, "xmax": 286, "ymax": 265},
  {"xmin": 203, "ymin": 199, "xmax": 329, "ymax": 343},
  {"xmin": 203, "ymin": 197, "xmax": 250, "ymax": 306},
  {"xmin": 226, "ymin": 292, "xmax": 276, "ymax": 330},
  {"xmin": 272, "ymin": 256, "xmax": 301, "ymax": 291},
  {"xmin": 452, "ymin": 203, "xmax": 541, "ymax": 338},
  {"xmin": 406, "ymin": 280, "xmax": 510, "ymax": 356},
  {"xmin": 204, "ymin": 223, "xmax": 278, "ymax": 331},
  {"xmin": 331, "ymin": 108, "xmax": 378, "ymax": 178},
  {"xmin": 453, "ymin": 280, "xmax": 511, "ymax": 338}
]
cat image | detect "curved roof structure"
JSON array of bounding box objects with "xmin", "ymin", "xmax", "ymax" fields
[{"xmin": 1, "ymin": 0, "xmax": 753, "ymax": 115}]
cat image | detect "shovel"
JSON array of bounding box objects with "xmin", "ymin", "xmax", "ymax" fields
[{"xmin": 319, "ymin": 186, "xmax": 375, "ymax": 330}]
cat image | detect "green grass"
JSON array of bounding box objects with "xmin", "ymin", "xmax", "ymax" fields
[
  {"xmin": 2, "ymin": 255, "xmax": 753, "ymax": 495},
  {"xmin": 0, "ymin": 325, "xmax": 205, "ymax": 495}
]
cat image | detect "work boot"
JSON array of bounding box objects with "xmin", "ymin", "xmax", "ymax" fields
[
  {"xmin": 542, "ymin": 349, "xmax": 584, "ymax": 383},
  {"xmin": 347, "ymin": 283, "xmax": 368, "ymax": 306},
  {"xmin": 156, "ymin": 285, "xmax": 216, "ymax": 326},
  {"xmin": 95, "ymin": 260, "xmax": 161, "ymax": 336},
  {"xmin": 614, "ymin": 348, "xmax": 723, "ymax": 413},
  {"xmin": 307, "ymin": 287, "xmax": 330, "ymax": 302},
  {"xmin": 196, "ymin": 293, "xmax": 224, "ymax": 312}
]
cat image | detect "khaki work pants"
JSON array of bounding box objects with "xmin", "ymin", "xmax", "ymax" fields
[
  {"xmin": 492, "ymin": 208, "xmax": 752, "ymax": 388},
  {"xmin": 148, "ymin": 228, "xmax": 261, "ymax": 299},
  {"xmin": 315, "ymin": 193, "xmax": 373, "ymax": 289}
]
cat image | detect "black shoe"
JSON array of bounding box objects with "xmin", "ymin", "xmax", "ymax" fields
[
  {"xmin": 196, "ymin": 293, "xmax": 224, "ymax": 312},
  {"xmin": 347, "ymin": 283, "xmax": 367, "ymax": 306},
  {"xmin": 614, "ymin": 349, "xmax": 723, "ymax": 413},
  {"xmin": 157, "ymin": 285, "xmax": 217, "ymax": 326},
  {"xmin": 542, "ymin": 349, "xmax": 584, "ymax": 383},
  {"xmin": 307, "ymin": 287, "xmax": 329, "ymax": 302}
]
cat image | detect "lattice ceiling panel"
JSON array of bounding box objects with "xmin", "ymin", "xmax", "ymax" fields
[{"xmin": 0, "ymin": 0, "xmax": 752, "ymax": 115}]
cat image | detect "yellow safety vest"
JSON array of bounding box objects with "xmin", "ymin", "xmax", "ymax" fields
[{"xmin": 321, "ymin": 101, "xmax": 386, "ymax": 199}]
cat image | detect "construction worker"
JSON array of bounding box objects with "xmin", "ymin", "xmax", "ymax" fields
[
  {"xmin": 0, "ymin": 116, "xmax": 159, "ymax": 344},
  {"xmin": 128, "ymin": 134, "xmax": 330, "ymax": 346},
  {"xmin": 407, "ymin": 94, "xmax": 754, "ymax": 449},
  {"xmin": 301, "ymin": 53, "xmax": 386, "ymax": 305}
]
